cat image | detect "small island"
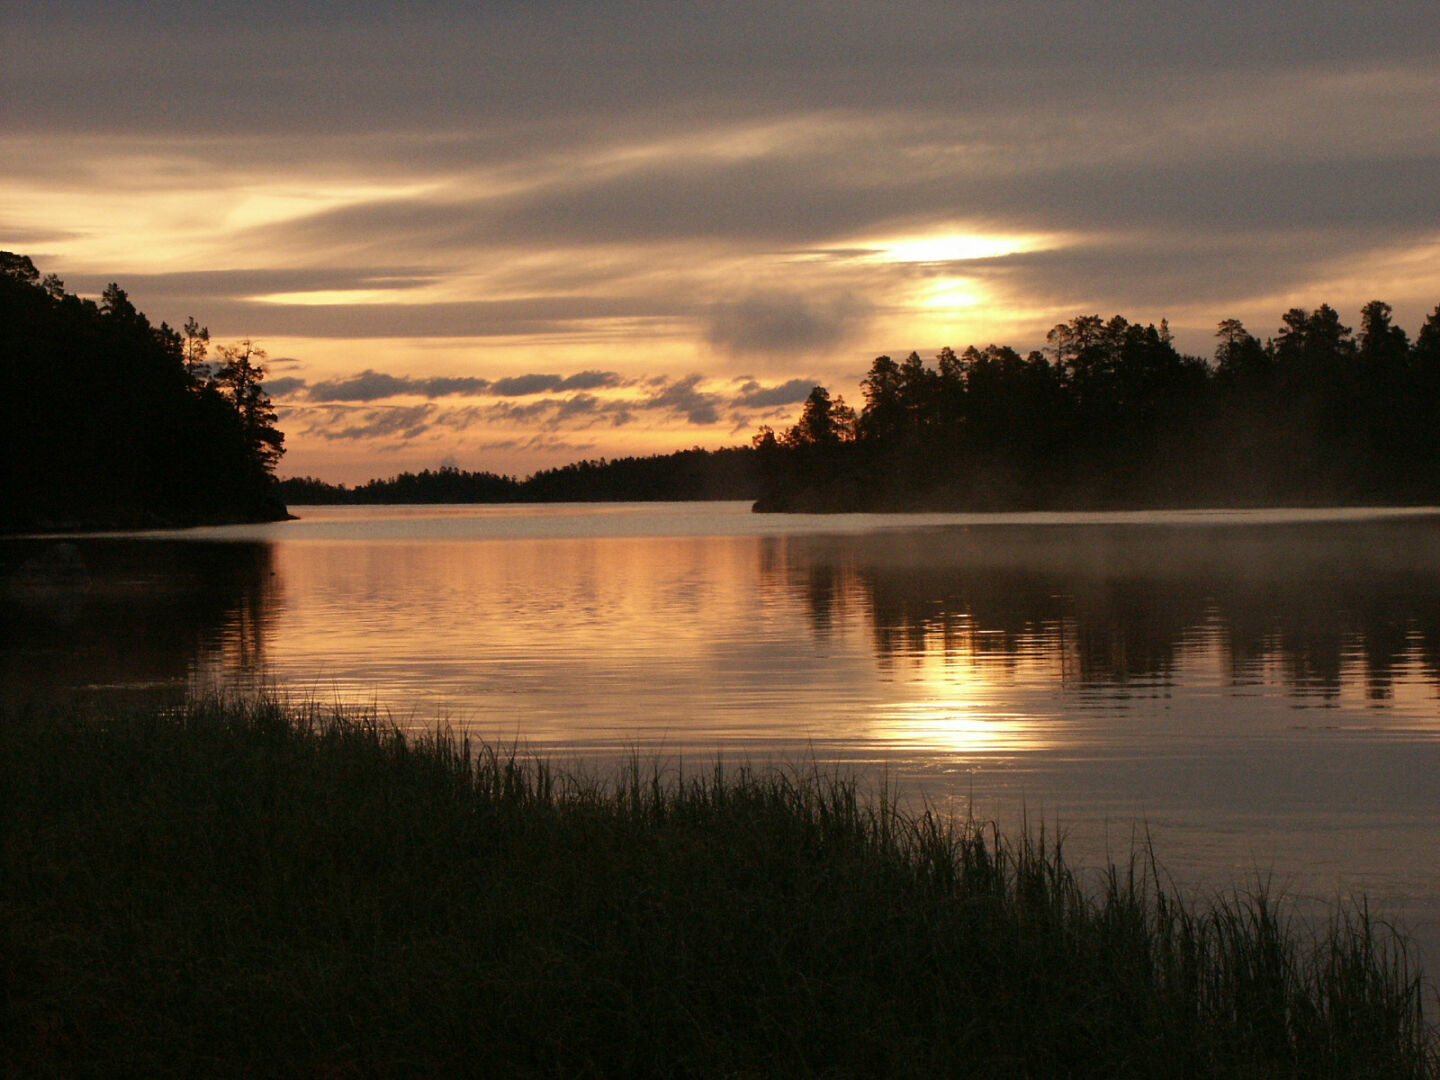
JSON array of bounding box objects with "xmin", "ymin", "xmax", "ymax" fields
[{"xmin": 1, "ymin": 253, "xmax": 289, "ymax": 533}]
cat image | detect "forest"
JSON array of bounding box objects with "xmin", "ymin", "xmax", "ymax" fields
[
  {"xmin": 753, "ymin": 302, "xmax": 1440, "ymax": 511},
  {"xmin": 1, "ymin": 253, "xmax": 288, "ymax": 531},
  {"xmin": 278, "ymin": 445, "xmax": 760, "ymax": 505}
]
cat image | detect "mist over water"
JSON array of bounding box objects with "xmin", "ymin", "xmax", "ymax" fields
[{"xmin": 6, "ymin": 501, "xmax": 1440, "ymax": 971}]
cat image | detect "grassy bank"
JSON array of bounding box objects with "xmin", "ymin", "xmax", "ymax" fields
[{"xmin": 3, "ymin": 698, "xmax": 1435, "ymax": 1079}]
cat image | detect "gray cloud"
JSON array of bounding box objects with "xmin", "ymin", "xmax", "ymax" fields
[
  {"xmin": 643, "ymin": 375, "xmax": 722, "ymax": 426},
  {"xmin": 558, "ymin": 370, "xmax": 625, "ymax": 391},
  {"xmin": 418, "ymin": 375, "xmax": 496, "ymax": 397},
  {"xmin": 290, "ymin": 372, "xmax": 734, "ymax": 441},
  {"xmin": 303, "ymin": 368, "xmax": 626, "ymax": 403},
  {"xmin": 482, "ymin": 394, "xmax": 631, "ymax": 433},
  {"xmin": 732, "ymin": 378, "xmax": 816, "ymax": 408},
  {"xmin": 706, "ymin": 292, "xmax": 874, "ymax": 358},
  {"xmin": 65, "ymin": 266, "xmax": 439, "ymax": 303},
  {"xmin": 299, "ymin": 404, "xmax": 439, "ymax": 442},
  {"xmin": 470, "ymin": 375, "xmax": 729, "ymax": 432},
  {"xmin": 489, "ymin": 374, "xmax": 563, "ymax": 397},
  {"xmin": 489, "ymin": 371, "xmax": 626, "ymax": 396},
  {"xmin": 10, "ymin": 3, "xmax": 1440, "ymax": 140},
  {"xmin": 308, "ymin": 370, "xmax": 429, "ymax": 402},
  {"xmin": 139, "ymin": 297, "xmax": 682, "ymax": 341},
  {"xmin": 264, "ymin": 376, "xmax": 309, "ymax": 398}
]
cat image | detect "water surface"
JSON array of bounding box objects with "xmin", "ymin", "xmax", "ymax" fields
[{"xmin": 6, "ymin": 502, "xmax": 1440, "ymax": 969}]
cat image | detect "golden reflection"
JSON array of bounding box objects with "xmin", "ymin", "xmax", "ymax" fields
[
  {"xmin": 872, "ymin": 700, "xmax": 1052, "ymax": 755},
  {"xmin": 867, "ymin": 632, "xmax": 1064, "ymax": 754}
]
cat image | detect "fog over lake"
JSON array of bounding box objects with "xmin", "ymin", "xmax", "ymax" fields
[{"xmin": 6, "ymin": 502, "xmax": 1440, "ymax": 973}]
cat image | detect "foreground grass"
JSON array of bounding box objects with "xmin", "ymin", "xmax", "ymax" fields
[{"xmin": 2, "ymin": 698, "xmax": 1435, "ymax": 1079}]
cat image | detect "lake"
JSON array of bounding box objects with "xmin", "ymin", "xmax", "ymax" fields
[{"xmin": 6, "ymin": 501, "xmax": 1440, "ymax": 975}]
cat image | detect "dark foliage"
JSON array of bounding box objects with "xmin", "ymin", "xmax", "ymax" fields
[
  {"xmin": 755, "ymin": 306, "xmax": 1440, "ymax": 511},
  {"xmin": 520, "ymin": 446, "xmax": 759, "ymax": 502},
  {"xmin": 0, "ymin": 253, "xmax": 288, "ymax": 531},
  {"xmin": 277, "ymin": 446, "xmax": 761, "ymax": 505}
]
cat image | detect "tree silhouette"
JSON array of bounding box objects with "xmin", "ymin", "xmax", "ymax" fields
[
  {"xmin": 782, "ymin": 386, "xmax": 856, "ymax": 447},
  {"xmin": 754, "ymin": 300, "xmax": 1440, "ymax": 512},
  {"xmin": 216, "ymin": 340, "xmax": 285, "ymax": 471},
  {"xmin": 1, "ymin": 252, "xmax": 288, "ymax": 531}
]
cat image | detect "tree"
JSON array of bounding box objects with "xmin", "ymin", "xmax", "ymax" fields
[
  {"xmin": 0, "ymin": 251, "xmax": 40, "ymax": 286},
  {"xmin": 1414, "ymin": 305, "xmax": 1440, "ymax": 370},
  {"xmin": 1273, "ymin": 304, "xmax": 1354, "ymax": 365},
  {"xmin": 100, "ymin": 282, "xmax": 139, "ymax": 323},
  {"xmin": 897, "ymin": 351, "xmax": 935, "ymax": 440},
  {"xmin": 782, "ymin": 385, "xmax": 854, "ymax": 448},
  {"xmin": 1214, "ymin": 318, "xmax": 1271, "ymax": 387},
  {"xmin": 183, "ymin": 316, "xmax": 211, "ymax": 379},
  {"xmin": 0, "ymin": 251, "xmax": 289, "ymax": 528},
  {"xmin": 215, "ymin": 339, "xmax": 285, "ymax": 471},
  {"xmin": 858, "ymin": 355, "xmax": 904, "ymax": 441},
  {"xmin": 1358, "ymin": 300, "xmax": 1409, "ymax": 369}
]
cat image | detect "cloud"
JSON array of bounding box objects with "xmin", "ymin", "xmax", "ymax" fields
[
  {"xmin": 732, "ymin": 378, "xmax": 817, "ymax": 408},
  {"xmin": 489, "ymin": 371, "xmax": 626, "ymax": 396},
  {"xmin": 264, "ymin": 376, "xmax": 308, "ymax": 398},
  {"xmin": 64, "ymin": 266, "xmax": 439, "ymax": 303},
  {"xmin": 273, "ymin": 369, "xmax": 839, "ymax": 445},
  {"xmin": 13, "ymin": 3, "xmax": 1440, "ymax": 142},
  {"xmin": 146, "ymin": 297, "xmax": 682, "ymax": 340},
  {"xmin": 486, "ymin": 394, "xmax": 630, "ymax": 431},
  {"xmin": 298, "ymin": 403, "xmax": 439, "ymax": 442},
  {"xmin": 420, "ymin": 375, "xmax": 497, "ymax": 396},
  {"xmin": 475, "ymin": 433, "xmax": 599, "ymax": 457},
  {"xmin": 489, "ymin": 374, "xmax": 563, "ymax": 397},
  {"xmin": 307, "ymin": 370, "xmax": 427, "ymax": 402},
  {"xmin": 643, "ymin": 374, "xmax": 722, "ymax": 426},
  {"xmin": 706, "ymin": 292, "xmax": 874, "ymax": 358},
  {"xmin": 303, "ymin": 368, "xmax": 626, "ymax": 402},
  {"xmin": 558, "ymin": 370, "xmax": 625, "ymax": 391}
]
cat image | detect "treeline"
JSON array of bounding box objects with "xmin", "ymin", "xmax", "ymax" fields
[
  {"xmin": 1, "ymin": 253, "xmax": 288, "ymax": 531},
  {"xmin": 278, "ymin": 446, "xmax": 761, "ymax": 505},
  {"xmin": 755, "ymin": 302, "xmax": 1440, "ymax": 511}
]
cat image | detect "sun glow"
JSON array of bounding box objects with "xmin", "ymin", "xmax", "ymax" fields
[
  {"xmin": 918, "ymin": 277, "xmax": 985, "ymax": 309},
  {"xmin": 872, "ymin": 231, "xmax": 1055, "ymax": 264},
  {"xmin": 221, "ymin": 182, "xmax": 442, "ymax": 232},
  {"xmin": 251, "ymin": 289, "xmax": 423, "ymax": 306}
]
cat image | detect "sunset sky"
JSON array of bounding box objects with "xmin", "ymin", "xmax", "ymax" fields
[{"xmin": 4, "ymin": 1, "xmax": 1439, "ymax": 485}]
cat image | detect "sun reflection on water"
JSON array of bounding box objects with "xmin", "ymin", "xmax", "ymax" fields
[{"xmin": 871, "ymin": 699, "xmax": 1054, "ymax": 755}]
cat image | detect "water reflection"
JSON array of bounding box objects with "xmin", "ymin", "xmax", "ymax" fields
[
  {"xmin": 6, "ymin": 507, "xmax": 1438, "ymax": 982},
  {"xmin": 0, "ymin": 538, "xmax": 278, "ymax": 711},
  {"xmin": 760, "ymin": 519, "xmax": 1440, "ymax": 708}
]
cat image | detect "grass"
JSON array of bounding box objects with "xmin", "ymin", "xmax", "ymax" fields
[{"xmin": 2, "ymin": 695, "xmax": 1436, "ymax": 1079}]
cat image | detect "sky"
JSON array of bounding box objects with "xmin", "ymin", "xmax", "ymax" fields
[{"xmin": 4, "ymin": 1, "xmax": 1439, "ymax": 485}]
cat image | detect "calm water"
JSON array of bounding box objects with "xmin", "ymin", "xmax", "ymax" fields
[{"xmin": 6, "ymin": 502, "xmax": 1440, "ymax": 970}]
